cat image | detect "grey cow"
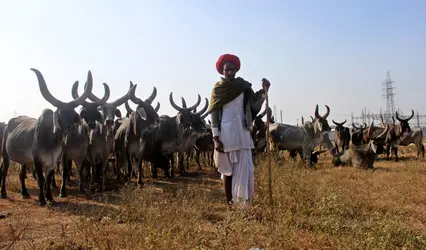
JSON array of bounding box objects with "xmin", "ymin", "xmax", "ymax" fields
[
  {"xmin": 268, "ymin": 105, "xmax": 335, "ymax": 167},
  {"xmin": 65, "ymin": 80, "xmax": 110, "ymax": 195},
  {"xmin": 0, "ymin": 69, "xmax": 93, "ymax": 205},
  {"xmin": 179, "ymin": 96, "xmax": 209, "ymax": 172},
  {"xmin": 114, "ymin": 83, "xmax": 159, "ymax": 183},
  {"xmin": 135, "ymin": 92, "xmax": 205, "ymax": 186},
  {"xmin": 332, "ymin": 119, "xmax": 350, "ymax": 153},
  {"xmin": 84, "ymin": 81, "xmax": 134, "ymax": 191},
  {"xmin": 333, "ymin": 122, "xmax": 390, "ymax": 169},
  {"xmin": 394, "ymin": 110, "xmax": 424, "ymax": 160}
]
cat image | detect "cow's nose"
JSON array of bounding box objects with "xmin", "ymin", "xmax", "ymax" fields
[{"xmin": 105, "ymin": 119, "xmax": 114, "ymax": 125}]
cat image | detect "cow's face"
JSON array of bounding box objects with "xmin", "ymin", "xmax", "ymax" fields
[
  {"xmin": 54, "ymin": 106, "xmax": 81, "ymax": 134},
  {"xmin": 100, "ymin": 104, "xmax": 122, "ymax": 126},
  {"xmin": 71, "ymin": 80, "xmax": 110, "ymax": 130},
  {"xmin": 396, "ymin": 110, "xmax": 414, "ymax": 136},
  {"xmin": 314, "ymin": 105, "xmax": 331, "ymax": 132},
  {"xmin": 79, "ymin": 103, "xmax": 104, "ymax": 130},
  {"xmin": 351, "ymin": 122, "xmax": 367, "ymax": 145}
]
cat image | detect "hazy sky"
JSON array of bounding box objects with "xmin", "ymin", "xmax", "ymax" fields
[{"xmin": 1, "ymin": 0, "xmax": 425, "ymax": 125}]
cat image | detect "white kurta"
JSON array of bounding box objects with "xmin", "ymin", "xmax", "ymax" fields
[{"xmin": 212, "ymin": 93, "xmax": 255, "ymax": 207}]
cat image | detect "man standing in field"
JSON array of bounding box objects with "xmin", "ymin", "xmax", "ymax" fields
[{"xmin": 208, "ymin": 54, "xmax": 270, "ymax": 209}]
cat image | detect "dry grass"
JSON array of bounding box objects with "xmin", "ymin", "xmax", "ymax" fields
[{"xmin": 1, "ymin": 145, "xmax": 426, "ymax": 249}]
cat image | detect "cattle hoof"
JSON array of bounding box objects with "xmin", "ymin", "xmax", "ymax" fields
[
  {"xmin": 47, "ymin": 200, "xmax": 56, "ymax": 207},
  {"xmin": 59, "ymin": 193, "xmax": 67, "ymax": 198},
  {"xmin": 37, "ymin": 200, "xmax": 47, "ymax": 206},
  {"xmin": 1, "ymin": 193, "xmax": 7, "ymax": 199},
  {"xmin": 22, "ymin": 192, "xmax": 30, "ymax": 199}
]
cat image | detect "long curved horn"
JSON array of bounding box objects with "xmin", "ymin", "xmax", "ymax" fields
[
  {"xmin": 352, "ymin": 122, "xmax": 360, "ymax": 129},
  {"xmin": 71, "ymin": 71, "xmax": 94, "ymax": 107},
  {"xmin": 380, "ymin": 116, "xmax": 385, "ymax": 126},
  {"xmin": 71, "ymin": 81, "xmax": 88, "ymax": 106},
  {"xmin": 258, "ymin": 107, "xmax": 267, "ymax": 118},
  {"xmin": 310, "ymin": 116, "xmax": 314, "ymax": 122},
  {"xmin": 115, "ymin": 81, "xmax": 134, "ymax": 107},
  {"xmin": 154, "ymin": 102, "xmax": 160, "ymax": 112},
  {"xmin": 125, "ymin": 101, "xmax": 133, "ymax": 114},
  {"xmin": 78, "ymin": 81, "xmax": 110, "ymax": 106},
  {"xmin": 128, "ymin": 83, "xmax": 143, "ymax": 105},
  {"xmin": 181, "ymin": 97, "xmax": 187, "ymax": 109},
  {"xmin": 332, "ymin": 119, "xmax": 345, "ymax": 126},
  {"xmin": 376, "ymin": 124, "xmax": 390, "ymax": 139},
  {"xmin": 367, "ymin": 122, "xmax": 374, "ymax": 139},
  {"xmin": 201, "ymin": 112, "xmax": 209, "ymax": 120},
  {"xmin": 363, "ymin": 122, "xmax": 367, "ymax": 130},
  {"xmin": 31, "ymin": 68, "xmax": 65, "ymax": 107},
  {"xmin": 186, "ymin": 94, "xmax": 201, "ymax": 111},
  {"xmin": 144, "ymin": 87, "xmax": 157, "ymax": 105},
  {"xmin": 195, "ymin": 97, "xmax": 209, "ymax": 116},
  {"xmin": 407, "ymin": 110, "xmax": 415, "ymax": 121},
  {"xmin": 301, "ymin": 116, "xmax": 304, "ymax": 124},
  {"xmin": 323, "ymin": 105, "xmax": 330, "ymax": 119},
  {"xmin": 169, "ymin": 92, "xmax": 184, "ymax": 112},
  {"xmin": 314, "ymin": 105, "xmax": 320, "ymax": 119},
  {"xmin": 392, "ymin": 116, "xmax": 395, "ymax": 124}
]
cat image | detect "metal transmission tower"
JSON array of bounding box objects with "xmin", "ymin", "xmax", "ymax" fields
[
  {"xmin": 382, "ymin": 71, "xmax": 396, "ymax": 123},
  {"xmin": 272, "ymin": 105, "xmax": 277, "ymax": 120}
]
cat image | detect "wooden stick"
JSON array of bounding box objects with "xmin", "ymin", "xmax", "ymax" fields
[{"xmin": 263, "ymin": 84, "xmax": 273, "ymax": 207}]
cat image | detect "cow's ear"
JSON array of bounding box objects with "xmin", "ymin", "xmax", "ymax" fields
[{"xmin": 115, "ymin": 109, "xmax": 122, "ymax": 119}]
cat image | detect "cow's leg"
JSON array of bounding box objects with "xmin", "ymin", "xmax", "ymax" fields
[
  {"xmin": 33, "ymin": 159, "xmax": 46, "ymax": 206},
  {"xmin": 385, "ymin": 144, "xmax": 391, "ymax": 160},
  {"xmin": 195, "ymin": 150, "xmax": 202, "ymax": 170},
  {"xmin": 169, "ymin": 154, "xmax": 175, "ymax": 178},
  {"xmin": 89, "ymin": 160, "xmax": 98, "ymax": 192},
  {"xmin": 19, "ymin": 164, "xmax": 30, "ymax": 199},
  {"xmin": 125, "ymin": 151, "xmax": 133, "ymax": 183},
  {"xmin": 45, "ymin": 168, "xmax": 55, "ymax": 202},
  {"xmin": 303, "ymin": 147, "xmax": 313, "ymax": 168},
  {"xmin": 115, "ymin": 153, "xmax": 124, "ymax": 182},
  {"xmin": 185, "ymin": 151, "xmax": 190, "ymax": 170},
  {"xmin": 74, "ymin": 159, "xmax": 86, "ymax": 195},
  {"xmin": 178, "ymin": 153, "xmax": 185, "ymax": 176},
  {"xmin": 334, "ymin": 143, "xmax": 339, "ymax": 153},
  {"xmin": 136, "ymin": 143, "xmax": 146, "ymax": 187},
  {"xmin": 51, "ymin": 169, "xmax": 58, "ymax": 190},
  {"xmin": 59, "ymin": 154, "xmax": 69, "ymax": 198},
  {"xmin": 100, "ymin": 152, "xmax": 110, "ymax": 192},
  {"xmin": 420, "ymin": 144, "xmax": 425, "ymax": 159},
  {"xmin": 32, "ymin": 165, "xmax": 38, "ymax": 180},
  {"xmin": 0, "ymin": 153, "xmax": 10, "ymax": 199},
  {"xmin": 392, "ymin": 145, "xmax": 398, "ymax": 162}
]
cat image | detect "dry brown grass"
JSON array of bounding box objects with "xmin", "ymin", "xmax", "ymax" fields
[{"xmin": 2, "ymin": 145, "xmax": 426, "ymax": 249}]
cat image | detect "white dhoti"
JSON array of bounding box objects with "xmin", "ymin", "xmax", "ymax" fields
[
  {"xmin": 211, "ymin": 92, "xmax": 256, "ymax": 209},
  {"xmin": 214, "ymin": 149, "xmax": 254, "ymax": 205}
]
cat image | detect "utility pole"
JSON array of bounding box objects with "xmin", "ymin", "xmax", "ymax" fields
[
  {"xmin": 280, "ymin": 110, "xmax": 282, "ymax": 123},
  {"xmin": 382, "ymin": 71, "xmax": 396, "ymax": 123}
]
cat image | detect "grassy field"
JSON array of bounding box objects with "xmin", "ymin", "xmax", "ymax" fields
[{"xmin": 1, "ymin": 145, "xmax": 426, "ymax": 249}]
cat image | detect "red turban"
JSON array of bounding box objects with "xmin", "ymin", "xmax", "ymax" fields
[{"xmin": 216, "ymin": 54, "xmax": 241, "ymax": 74}]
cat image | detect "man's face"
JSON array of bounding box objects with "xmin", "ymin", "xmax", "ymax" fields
[{"xmin": 223, "ymin": 62, "xmax": 236, "ymax": 80}]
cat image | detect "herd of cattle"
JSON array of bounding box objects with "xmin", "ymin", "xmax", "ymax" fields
[{"xmin": 0, "ymin": 69, "xmax": 424, "ymax": 206}]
